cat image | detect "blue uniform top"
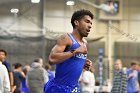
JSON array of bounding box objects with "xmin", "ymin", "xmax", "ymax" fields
[
  {"xmin": 127, "ymin": 69, "xmax": 139, "ymax": 93},
  {"xmin": 54, "ymin": 33, "xmax": 87, "ymax": 86}
]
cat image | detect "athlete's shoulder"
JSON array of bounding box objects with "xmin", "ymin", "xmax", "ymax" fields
[
  {"xmin": 58, "ymin": 33, "xmax": 70, "ymax": 41},
  {"xmin": 57, "ymin": 33, "xmax": 71, "ymax": 45},
  {"xmin": 59, "ymin": 33, "xmax": 69, "ymax": 39}
]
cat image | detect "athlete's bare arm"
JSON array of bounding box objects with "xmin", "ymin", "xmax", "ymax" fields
[
  {"xmin": 48, "ymin": 34, "xmax": 73, "ymax": 65},
  {"xmin": 49, "ymin": 34, "xmax": 87, "ymax": 65}
]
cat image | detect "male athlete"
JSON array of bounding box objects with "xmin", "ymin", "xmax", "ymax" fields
[{"xmin": 44, "ymin": 9, "xmax": 94, "ymax": 93}]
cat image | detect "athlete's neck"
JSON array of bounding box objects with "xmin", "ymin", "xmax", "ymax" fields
[{"xmin": 72, "ymin": 30, "xmax": 83, "ymax": 43}]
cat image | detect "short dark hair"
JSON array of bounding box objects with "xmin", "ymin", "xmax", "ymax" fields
[
  {"xmin": 71, "ymin": 9, "xmax": 94, "ymax": 28},
  {"xmin": 0, "ymin": 49, "xmax": 7, "ymax": 56},
  {"xmin": 131, "ymin": 61, "xmax": 139, "ymax": 66},
  {"xmin": 45, "ymin": 64, "xmax": 51, "ymax": 70},
  {"xmin": 34, "ymin": 58, "xmax": 42, "ymax": 63},
  {"xmin": 34, "ymin": 58, "xmax": 40, "ymax": 63},
  {"xmin": 14, "ymin": 63, "xmax": 22, "ymax": 69}
]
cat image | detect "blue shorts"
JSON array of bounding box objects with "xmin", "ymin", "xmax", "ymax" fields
[{"xmin": 44, "ymin": 79, "xmax": 81, "ymax": 93}]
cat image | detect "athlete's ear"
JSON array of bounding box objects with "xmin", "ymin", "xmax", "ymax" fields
[{"xmin": 74, "ymin": 20, "xmax": 79, "ymax": 26}]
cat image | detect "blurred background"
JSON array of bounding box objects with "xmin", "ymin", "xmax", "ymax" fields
[{"xmin": 0, "ymin": 0, "xmax": 140, "ymax": 83}]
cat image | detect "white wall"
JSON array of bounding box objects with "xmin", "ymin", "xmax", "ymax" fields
[{"xmin": 0, "ymin": 0, "xmax": 139, "ymax": 41}]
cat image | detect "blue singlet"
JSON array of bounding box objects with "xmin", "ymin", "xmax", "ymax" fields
[{"xmin": 44, "ymin": 34, "xmax": 87, "ymax": 93}]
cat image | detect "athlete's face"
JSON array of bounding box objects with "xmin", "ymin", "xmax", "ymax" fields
[{"xmin": 77, "ymin": 15, "xmax": 92, "ymax": 37}]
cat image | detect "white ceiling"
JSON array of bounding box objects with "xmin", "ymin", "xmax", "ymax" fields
[
  {"xmin": 0, "ymin": 0, "xmax": 28, "ymax": 4},
  {"xmin": 0, "ymin": 0, "xmax": 97, "ymax": 4}
]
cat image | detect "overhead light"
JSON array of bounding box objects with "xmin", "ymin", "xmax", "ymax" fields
[
  {"xmin": 31, "ymin": 0, "xmax": 40, "ymax": 3},
  {"xmin": 10, "ymin": 8, "xmax": 19, "ymax": 13},
  {"xmin": 66, "ymin": 0, "xmax": 75, "ymax": 6}
]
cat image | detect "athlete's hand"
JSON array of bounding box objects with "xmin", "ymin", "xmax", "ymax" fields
[
  {"xmin": 84, "ymin": 59, "xmax": 92, "ymax": 71},
  {"xmin": 75, "ymin": 45, "xmax": 87, "ymax": 54}
]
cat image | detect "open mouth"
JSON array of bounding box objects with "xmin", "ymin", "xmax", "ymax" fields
[
  {"xmin": 87, "ymin": 29, "xmax": 90, "ymax": 32},
  {"xmin": 87, "ymin": 30, "xmax": 90, "ymax": 34}
]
